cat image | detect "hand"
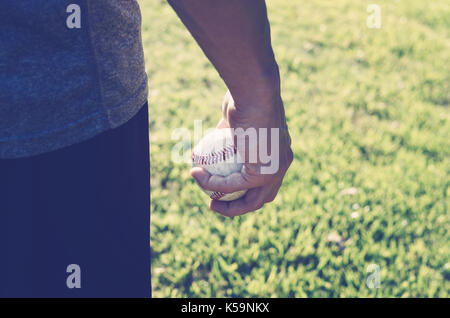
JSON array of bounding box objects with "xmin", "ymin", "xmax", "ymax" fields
[{"xmin": 191, "ymin": 86, "xmax": 293, "ymax": 217}]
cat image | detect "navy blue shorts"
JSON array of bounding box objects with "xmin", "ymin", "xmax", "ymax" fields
[{"xmin": 0, "ymin": 104, "xmax": 151, "ymax": 297}]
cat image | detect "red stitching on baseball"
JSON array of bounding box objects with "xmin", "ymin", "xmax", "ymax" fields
[
  {"xmin": 210, "ymin": 191, "xmax": 225, "ymax": 200},
  {"xmin": 192, "ymin": 144, "xmax": 237, "ymax": 166}
]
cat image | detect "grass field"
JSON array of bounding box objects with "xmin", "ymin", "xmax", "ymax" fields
[{"xmin": 139, "ymin": 0, "xmax": 449, "ymax": 297}]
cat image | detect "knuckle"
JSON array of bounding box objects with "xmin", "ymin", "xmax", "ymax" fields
[
  {"xmin": 286, "ymin": 149, "xmax": 294, "ymax": 166},
  {"xmin": 266, "ymin": 195, "xmax": 276, "ymax": 203},
  {"xmin": 280, "ymin": 155, "xmax": 293, "ymax": 174},
  {"xmin": 252, "ymin": 201, "xmax": 264, "ymax": 211}
]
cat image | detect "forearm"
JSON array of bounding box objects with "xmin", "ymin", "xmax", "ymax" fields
[{"xmin": 167, "ymin": 0, "xmax": 280, "ymax": 106}]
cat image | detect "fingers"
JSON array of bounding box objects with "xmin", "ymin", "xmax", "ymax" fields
[
  {"xmin": 194, "ymin": 89, "xmax": 292, "ymax": 217},
  {"xmin": 191, "ymin": 162, "xmax": 286, "ymax": 216},
  {"xmin": 264, "ymin": 180, "xmax": 282, "ymax": 203},
  {"xmin": 210, "ymin": 186, "xmax": 272, "ymax": 217},
  {"xmin": 191, "ymin": 154, "xmax": 289, "ymax": 216},
  {"xmin": 210, "ymin": 180, "xmax": 282, "ymax": 217},
  {"xmin": 191, "ymin": 166, "xmax": 266, "ymax": 193}
]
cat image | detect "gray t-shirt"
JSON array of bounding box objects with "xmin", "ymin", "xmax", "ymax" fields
[{"xmin": 0, "ymin": 0, "xmax": 148, "ymax": 158}]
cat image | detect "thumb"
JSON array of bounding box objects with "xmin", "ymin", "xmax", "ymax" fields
[{"xmin": 190, "ymin": 167, "xmax": 210, "ymax": 185}]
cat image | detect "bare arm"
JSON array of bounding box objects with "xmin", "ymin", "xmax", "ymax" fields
[
  {"xmin": 168, "ymin": 0, "xmax": 293, "ymax": 215},
  {"xmin": 167, "ymin": 0, "xmax": 279, "ymax": 106}
]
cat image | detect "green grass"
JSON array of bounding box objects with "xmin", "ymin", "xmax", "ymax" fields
[{"xmin": 140, "ymin": 0, "xmax": 450, "ymax": 297}]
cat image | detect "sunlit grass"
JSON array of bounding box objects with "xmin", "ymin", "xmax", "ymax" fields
[{"xmin": 140, "ymin": 0, "xmax": 450, "ymax": 297}]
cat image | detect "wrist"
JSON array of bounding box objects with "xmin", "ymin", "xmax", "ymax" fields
[{"xmin": 228, "ymin": 63, "xmax": 281, "ymax": 110}]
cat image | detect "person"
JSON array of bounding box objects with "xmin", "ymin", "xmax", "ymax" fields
[{"xmin": 0, "ymin": 0, "xmax": 292, "ymax": 297}]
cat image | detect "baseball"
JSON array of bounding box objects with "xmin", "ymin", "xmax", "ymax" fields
[{"xmin": 192, "ymin": 128, "xmax": 247, "ymax": 201}]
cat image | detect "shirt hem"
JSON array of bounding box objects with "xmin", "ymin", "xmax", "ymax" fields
[{"xmin": 0, "ymin": 84, "xmax": 148, "ymax": 159}]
